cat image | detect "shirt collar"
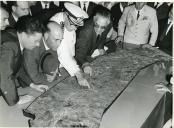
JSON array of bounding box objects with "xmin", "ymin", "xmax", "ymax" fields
[
  {"xmin": 43, "ymin": 38, "xmax": 49, "ymax": 50},
  {"xmin": 41, "ymin": 1, "xmax": 50, "ymax": 9},
  {"xmin": 12, "ymin": 13, "xmax": 18, "ymax": 22},
  {"xmin": 17, "ymin": 33, "xmax": 24, "ymax": 52},
  {"xmin": 134, "ymin": 5, "xmax": 146, "ymax": 14},
  {"xmin": 19, "ymin": 40, "xmax": 24, "ymax": 52},
  {"xmin": 168, "ymin": 19, "xmax": 173, "ymax": 24},
  {"xmin": 154, "ymin": 2, "xmax": 163, "ymax": 8},
  {"xmin": 120, "ymin": 3, "xmax": 124, "ymax": 12}
]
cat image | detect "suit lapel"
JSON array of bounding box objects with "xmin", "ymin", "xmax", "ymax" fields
[{"xmin": 8, "ymin": 14, "xmax": 16, "ymax": 28}]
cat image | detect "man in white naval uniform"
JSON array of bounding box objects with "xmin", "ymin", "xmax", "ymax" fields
[
  {"xmin": 50, "ymin": 3, "xmax": 90, "ymax": 88},
  {"xmin": 116, "ymin": 2, "xmax": 158, "ymax": 49}
]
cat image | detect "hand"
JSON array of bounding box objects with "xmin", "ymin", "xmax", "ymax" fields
[
  {"xmin": 75, "ymin": 71, "xmax": 91, "ymax": 89},
  {"xmin": 155, "ymin": 83, "xmax": 171, "ymax": 93},
  {"xmin": 30, "ymin": 83, "xmax": 49, "ymax": 92},
  {"xmin": 83, "ymin": 66, "xmax": 93, "ymax": 76},
  {"xmin": 45, "ymin": 68, "xmax": 59, "ymax": 82},
  {"xmin": 115, "ymin": 36, "xmax": 123, "ymax": 44},
  {"xmin": 99, "ymin": 49, "xmax": 105, "ymax": 55}
]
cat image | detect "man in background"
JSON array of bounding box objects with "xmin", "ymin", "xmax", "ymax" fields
[
  {"xmin": 155, "ymin": 5, "xmax": 173, "ymax": 56},
  {"xmin": 8, "ymin": 1, "xmax": 30, "ymax": 28},
  {"xmin": 116, "ymin": 2, "xmax": 158, "ymax": 49}
]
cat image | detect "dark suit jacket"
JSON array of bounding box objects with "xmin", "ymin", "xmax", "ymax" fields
[
  {"xmin": 111, "ymin": 3, "xmax": 123, "ymax": 32},
  {"xmin": 0, "ymin": 29, "xmax": 31, "ymax": 106},
  {"xmin": 156, "ymin": 18, "xmax": 173, "ymax": 56},
  {"xmin": 147, "ymin": 2, "xmax": 169, "ymax": 20},
  {"xmin": 7, "ymin": 14, "xmax": 16, "ymax": 29},
  {"xmin": 75, "ymin": 19, "xmax": 112, "ymax": 66},
  {"xmin": 30, "ymin": 1, "xmax": 62, "ymax": 23},
  {"xmin": 23, "ymin": 40, "xmax": 59, "ymax": 84},
  {"xmin": 79, "ymin": 2, "xmax": 97, "ymax": 18}
]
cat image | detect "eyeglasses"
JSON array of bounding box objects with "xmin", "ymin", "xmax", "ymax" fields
[{"xmin": 94, "ymin": 22, "xmax": 107, "ymax": 30}]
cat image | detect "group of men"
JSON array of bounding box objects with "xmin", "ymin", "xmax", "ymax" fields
[{"xmin": 0, "ymin": 2, "xmax": 173, "ymax": 106}]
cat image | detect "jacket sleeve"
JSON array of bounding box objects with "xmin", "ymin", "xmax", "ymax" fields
[
  {"xmin": 118, "ymin": 7, "xmax": 129, "ymax": 36},
  {"xmin": 23, "ymin": 48, "xmax": 48, "ymax": 84},
  {"xmin": 75, "ymin": 27, "xmax": 91, "ymax": 66},
  {"xmin": 149, "ymin": 10, "xmax": 158, "ymax": 46},
  {"xmin": 58, "ymin": 39, "xmax": 80, "ymax": 77},
  {"xmin": 0, "ymin": 43, "xmax": 19, "ymax": 106}
]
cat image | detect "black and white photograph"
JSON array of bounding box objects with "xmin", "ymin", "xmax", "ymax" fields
[{"xmin": 0, "ymin": 1, "xmax": 173, "ymax": 127}]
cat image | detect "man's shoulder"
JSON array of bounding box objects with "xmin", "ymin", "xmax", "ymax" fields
[
  {"xmin": 144, "ymin": 5, "xmax": 156, "ymax": 14},
  {"xmin": 124, "ymin": 5, "xmax": 134, "ymax": 11},
  {"xmin": 1, "ymin": 29, "xmax": 18, "ymax": 45}
]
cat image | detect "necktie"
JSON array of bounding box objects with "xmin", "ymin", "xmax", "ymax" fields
[
  {"xmin": 95, "ymin": 34, "xmax": 100, "ymax": 49},
  {"xmin": 83, "ymin": 3, "xmax": 86, "ymax": 12},
  {"xmin": 160, "ymin": 21, "xmax": 171, "ymax": 41},
  {"xmin": 96, "ymin": 35, "xmax": 100, "ymax": 43},
  {"xmin": 137, "ymin": 11, "xmax": 140, "ymax": 20},
  {"xmin": 45, "ymin": 4, "xmax": 48, "ymax": 9}
]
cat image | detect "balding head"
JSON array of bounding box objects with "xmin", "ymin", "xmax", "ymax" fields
[
  {"xmin": 0, "ymin": 7, "xmax": 9, "ymax": 30},
  {"xmin": 45, "ymin": 21, "xmax": 63, "ymax": 51}
]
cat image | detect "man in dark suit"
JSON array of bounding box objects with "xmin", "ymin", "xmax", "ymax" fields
[
  {"xmin": 156, "ymin": 5, "xmax": 173, "ymax": 56},
  {"xmin": 111, "ymin": 2, "xmax": 129, "ymax": 32},
  {"xmin": 7, "ymin": 1, "xmax": 30, "ymax": 28},
  {"xmin": 0, "ymin": 15, "xmax": 46, "ymax": 106},
  {"xmin": 147, "ymin": 2, "xmax": 170, "ymax": 20},
  {"xmin": 30, "ymin": 1, "xmax": 62, "ymax": 23},
  {"xmin": 75, "ymin": 5, "xmax": 117, "ymax": 76},
  {"xmin": 78, "ymin": 1, "xmax": 97, "ymax": 18},
  {"xmin": 23, "ymin": 21, "xmax": 64, "ymax": 85}
]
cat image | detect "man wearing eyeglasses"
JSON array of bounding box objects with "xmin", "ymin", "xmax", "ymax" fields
[
  {"xmin": 75, "ymin": 5, "xmax": 117, "ymax": 76},
  {"xmin": 50, "ymin": 2, "xmax": 90, "ymax": 89}
]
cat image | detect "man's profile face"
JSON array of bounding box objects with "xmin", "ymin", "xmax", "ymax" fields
[
  {"xmin": 93, "ymin": 14, "xmax": 110, "ymax": 35},
  {"xmin": 13, "ymin": 1, "xmax": 30, "ymax": 18},
  {"xmin": 21, "ymin": 32, "xmax": 42, "ymax": 50},
  {"xmin": 0, "ymin": 8, "xmax": 9, "ymax": 30},
  {"xmin": 135, "ymin": 2, "xmax": 146, "ymax": 10}
]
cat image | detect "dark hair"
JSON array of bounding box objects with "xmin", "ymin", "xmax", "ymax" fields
[
  {"xmin": 93, "ymin": 5, "xmax": 111, "ymax": 19},
  {"xmin": 1, "ymin": 1, "xmax": 10, "ymax": 13},
  {"xmin": 15, "ymin": 15, "xmax": 46, "ymax": 34}
]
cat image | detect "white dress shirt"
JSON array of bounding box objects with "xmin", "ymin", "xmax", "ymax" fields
[
  {"xmin": 118, "ymin": 5, "xmax": 158, "ymax": 46},
  {"xmin": 50, "ymin": 12, "xmax": 80, "ymax": 76},
  {"xmin": 166, "ymin": 20, "xmax": 173, "ymax": 35}
]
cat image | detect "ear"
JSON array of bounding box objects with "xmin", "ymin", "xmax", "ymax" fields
[{"xmin": 12, "ymin": 6, "xmax": 16, "ymax": 12}]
